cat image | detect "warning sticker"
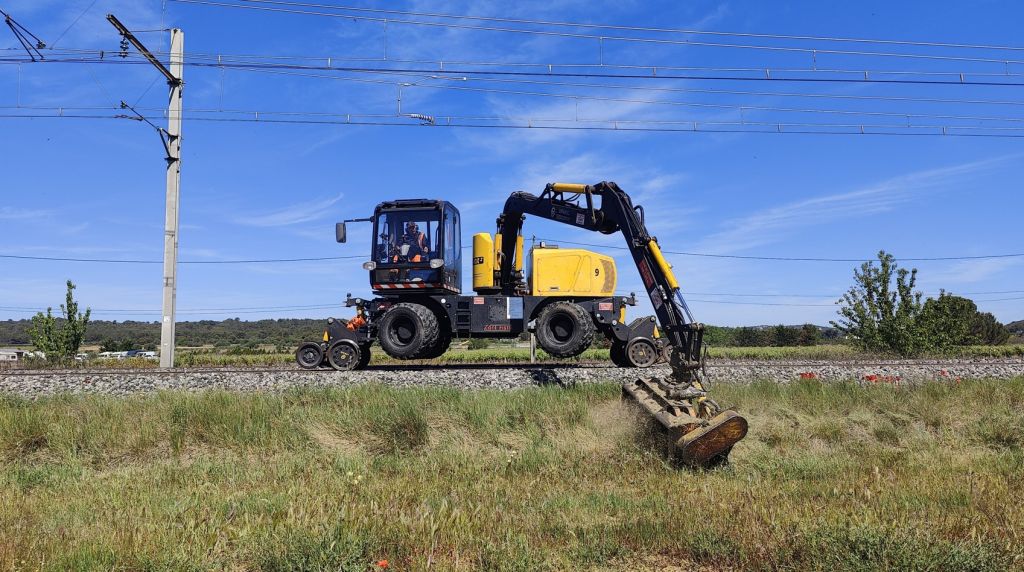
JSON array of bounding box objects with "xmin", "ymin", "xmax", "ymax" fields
[
  {"xmin": 483, "ymin": 324, "xmax": 511, "ymax": 332},
  {"xmin": 575, "ymin": 213, "xmax": 586, "ymax": 225},
  {"xmin": 473, "ymin": 297, "xmax": 485, "ymax": 305},
  {"xmin": 638, "ymin": 260, "xmax": 655, "ymax": 288},
  {"xmin": 650, "ymin": 289, "xmax": 663, "ymax": 309},
  {"xmin": 598, "ymin": 302, "xmax": 613, "ymax": 311}
]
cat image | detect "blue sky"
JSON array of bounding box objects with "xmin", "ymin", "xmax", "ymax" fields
[{"xmin": 1, "ymin": 0, "xmax": 1022, "ymax": 327}]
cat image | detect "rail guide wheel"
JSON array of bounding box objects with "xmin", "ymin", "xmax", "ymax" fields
[
  {"xmin": 625, "ymin": 338, "xmax": 659, "ymax": 368},
  {"xmin": 296, "ymin": 342, "xmax": 324, "ymax": 369},
  {"xmin": 327, "ymin": 341, "xmax": 362, "ymax": 371}
]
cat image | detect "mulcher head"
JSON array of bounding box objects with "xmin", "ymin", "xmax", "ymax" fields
[{"xmin": 622, "ymin": 374, "xmax": 747, "ymax": 468}]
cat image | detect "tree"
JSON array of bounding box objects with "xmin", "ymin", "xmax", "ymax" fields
[
  {"xmin": 972, "ymin": 312, "xmax": 1010, "ymax": 346},
  {"xmin": 100, "ymin": 338, "xmax": 137, "ymax": 352},
  {"xmin": 917, "ymin": 292, "xmax": 980, "ymax": 351},
  {"xmin": 917, "ymin": 293, "xmax": 1011, "ymax": 349},
  {"xmin": 28, "ymin": 280, "xmax": 91, "ymax": 363},
  {"xmin": 735, "ymin": 327, "xmax": 769, "ymax": 347},
  {"xmin": 832, "ymin": 251, "xmax": 925, "ymax": 357},
  {"xmin": 797, "ymin": 324, "xmax": 820, "ymax": 346},
  {"xmin": 771, "ymin": 324, "xmax": 799, "ymax": 346}
]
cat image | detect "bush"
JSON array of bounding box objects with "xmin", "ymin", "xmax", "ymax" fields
[{"xmin": 467, "ymin": 338, "xmax": 489, "ymax": 350}]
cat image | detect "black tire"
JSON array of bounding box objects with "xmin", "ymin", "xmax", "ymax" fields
[
  {"xmin": 356, "ymin": 343, "xmax": 372, "ymax": 369},
  {"xmin": 534, "ymin": 301, "xmax": 595, "ymax": 358},
  {"xmin": 377, "ymin": 302, "xmax": 441, "ymax": 359},
  {"xmin": 626, "ymin": 338, "xmax": 659, "ymax": 368},
  {"xmin": 296, "ymin": 342, "xmax": 324, "ymax": 369},
  {"xmin": 610, "ymin": 341, "xmax": 633, "ymax": 367},
  {"xmin": 327, "ymin": 341, "xmax": 361, "ymax": 371},
  {"xmin": 421, "ymin": 328, "xmax": 452, "ymax": 360}
]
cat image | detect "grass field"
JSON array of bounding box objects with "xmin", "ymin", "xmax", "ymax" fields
[
  {"xmin": 27, "ymin": 343, "xmax": 1024, "ymax": 369},
  {"xmin": 2, "ymin": 378, "xmax": 1022, "ymax": 570}
]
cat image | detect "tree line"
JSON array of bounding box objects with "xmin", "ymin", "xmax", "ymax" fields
[{"xmin": 7, "ymin": 256, "xmax": 1018, "ymax": 362}]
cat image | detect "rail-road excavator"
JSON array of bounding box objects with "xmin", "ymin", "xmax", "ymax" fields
[{"xmin": 296, "ymin": 181, "xmax": 747, "ymax": 466}]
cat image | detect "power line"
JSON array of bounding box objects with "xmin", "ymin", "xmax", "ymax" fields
[
  {"xmin": 0, "ymin": 253, "xmax": 365, "ymax": 264},
  {"xmin": 170, "ymin": 0, "xmax": 1024, "ymax": 67},
  {"xmin": 10, "ymin": 52, "xmax": 1024, "ymax": 87},
  {"xmin": 21, "ymin": 46, "xmax": 1024, "ymax": 86},
  {"xmin": 7, "ymin": 110, "xmax": 1024, "ymax": 138},
  {"xmin": 208, "ymin": 62, "xmax": 1024, "ymax": 108},
  {"xmin": 222, "ymin": 0, "xmax": 1024, "ymax": 54},
  {"xmin": 9, "ymin": 100, "xmax": 1024, "ymax": 131},
  {"xmin": 683, "ymin": 289, "xmax": 1024, "ymax": 298},
  {"xmin": 4, "ymin": 236, "xmax": 1024, "ymax": 266},
  {"xmin": 535, "ymin": 238, "xmax": 1024, "ymax": 262}
]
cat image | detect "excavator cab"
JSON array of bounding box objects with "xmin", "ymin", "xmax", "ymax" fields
[{"xmin": 359, "ymin": 199, "xmax": 462, "ymax": 294}]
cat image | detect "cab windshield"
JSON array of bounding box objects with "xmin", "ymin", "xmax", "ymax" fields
[{"xmin": 374, "ymin": 209, "xmax": 441, "ymax": 264}]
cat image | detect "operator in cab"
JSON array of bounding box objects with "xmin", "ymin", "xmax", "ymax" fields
[{"xmin": 395, "ymin": 221, "xmax": 427, "ymax": 262}]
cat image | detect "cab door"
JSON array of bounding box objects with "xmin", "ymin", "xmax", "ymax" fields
[{"xmin": 443, "ymin": 205, "xmax": 462, "ymax": 292}]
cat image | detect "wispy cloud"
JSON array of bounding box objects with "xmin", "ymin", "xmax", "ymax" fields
[
  {"xmin": 922, "ymin": 258, "xmax": 1023, "ymax": 287},
  {"xmin": 0, "ymin": 207, "xmax": 52, "ymax": 221},
  {"xmin": 233, "ymin": 192, "xmax": 345, "ymax": 227},
  {"xmin": 695, "ymin": 155, "xmax": 1017, "ymax": 255}
]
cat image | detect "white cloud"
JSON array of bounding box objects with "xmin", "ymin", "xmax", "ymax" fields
[
  {"xmin": 0, "ymin": 207, "xmax": 51, "ymax": 220},
  {"xmin": 695, "ymin": 155, "xmax": 1018, "ymax": 256},
  {"xmin": 232, "ymin": 192, "xmax": 345, "ymax": 227},
  {"xmin": 921, "ymin": 258, "xmax": 1022, "ymax": 287}
]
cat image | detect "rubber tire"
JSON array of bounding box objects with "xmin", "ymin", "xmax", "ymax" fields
[
  {"xmin": 421, "ymin": 328, "xmax": 452, "ymax": 360},
  {"xmin": 327, "ymin": 341, "xmax": 360, "ymax": 371},
  {"xmin": 377, "ymin": 302, "xmax": 441, "ymax": 359},
  {"xmin": 356, "ymin": 343, "xmax": 372, "ymax": 369},
  {"xmin": 626, "ymin": 337, "xmax": 659, "ymax": 368},
  {"xmin": 534, "ymin": 301, "xmax": 595, "ymax": 358},
  {"xmin": 296, "ymin": 342, "xmax": 324, "ymax": 369},
  {"xmin": 610, "ymin": 341, "xmax": 633, "ymax": 367}
]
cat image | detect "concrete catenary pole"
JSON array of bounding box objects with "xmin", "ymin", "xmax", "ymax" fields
[
  {"xmin": 160, "ymin": 28, "xmax": 183, "ymax": 368},
  {"xmin": 106, "ymin": 14, "xmax": 184, "ymax": 368}
]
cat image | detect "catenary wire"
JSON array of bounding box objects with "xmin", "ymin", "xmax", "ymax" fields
[
  {"xmin": 222, "ymin": 0, "xmax": 1024, "ymax": 54},
  {"xmin": 9, "ymin": 52, "xmax": 1024, "ymax": 87},
  {"xmin": 9, "ymin": 98, "xmax": 1024, "ymax": 129},
  {"xmin": 0, "ymin": 253, "xmax": 365, "ymax": 264},
  {"xmin": 169, "ymin": 0, "xmax": 1024, "ymax": 67},
  {"xmin": 21, "ymin": 46, "xmax": 1024, "ymax": 86},
  {"xmin": 533, "ymin": 239, "xmax": 1024, "ymax": 262},
  {"xmin": 6, "ymin": 111, "xmax": 1024, "ymax": 138}
]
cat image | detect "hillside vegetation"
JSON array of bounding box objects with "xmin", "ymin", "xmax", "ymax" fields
[{"xmin": 2, "ymin": 379, "xmax": 1021, "ymax": 570}]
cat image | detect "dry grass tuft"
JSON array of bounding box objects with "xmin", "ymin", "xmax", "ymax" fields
[{"xmin": 1, "ymin": 379, "xmax": 1022, "ymax": 570}]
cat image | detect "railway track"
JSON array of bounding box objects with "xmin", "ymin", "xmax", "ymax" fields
[{"xmin": 2, "ymin": 358, "xmax": 1022, "ymax": 377}]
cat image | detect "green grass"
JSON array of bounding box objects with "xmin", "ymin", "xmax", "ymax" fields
[{"xmin": 2, "ymin": 379, "xmax": 1022, "ymax": 570}]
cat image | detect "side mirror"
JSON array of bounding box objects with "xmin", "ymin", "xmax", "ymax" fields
[{"xmin": 335, "ymin": 222, "xmax": 347, "ymax": 243}]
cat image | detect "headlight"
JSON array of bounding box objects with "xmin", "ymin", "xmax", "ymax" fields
[
  {"xmin": 429, "ymin": 258, "xmax": 444, "ymax": 269},
  {"xmin": 362, "ymin": 261, "xmax": 377, "ymax": 270}
]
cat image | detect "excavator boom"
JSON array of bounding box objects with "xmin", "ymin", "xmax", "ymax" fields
[{"xmin": 494, "ymin": 181, "xmax": 748, "ymax": 467}]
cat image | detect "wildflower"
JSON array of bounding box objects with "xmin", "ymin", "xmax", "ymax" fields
[{"xmin": 376, "ymin": 559, "xmax": 389, "ymax": 568}]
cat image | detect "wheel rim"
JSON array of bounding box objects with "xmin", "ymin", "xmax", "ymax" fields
[
  {"xmin": 627, "ymin": 340, "xmax": 658, "ymax": 367},
  {"xmin": 390, "ymin": 316, "xmax": 417, "ymax": 346},
  {"xmin": 549, "ymin": 313, "xmax": 575, "ymax": 343},
  {"xmin": 297, "ymin": 345, "xmax": 321, "ymax": 368},
  {"xmin": 329, "ymin": 344, "xmax": 357, "ymax": 369}
]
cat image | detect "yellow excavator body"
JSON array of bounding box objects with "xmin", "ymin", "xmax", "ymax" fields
[
  {"xmin": 473, "ymin": 234, "xmax": 616, "ymax": 297},
  {"xmin": 528, "ymin": 246, "xmax": 616, "ymax": 297}
]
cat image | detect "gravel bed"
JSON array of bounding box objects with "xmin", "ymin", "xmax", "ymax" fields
[{"xmin": 1, "ymin": 359, "xmax": 1022, "ymax": 398}]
